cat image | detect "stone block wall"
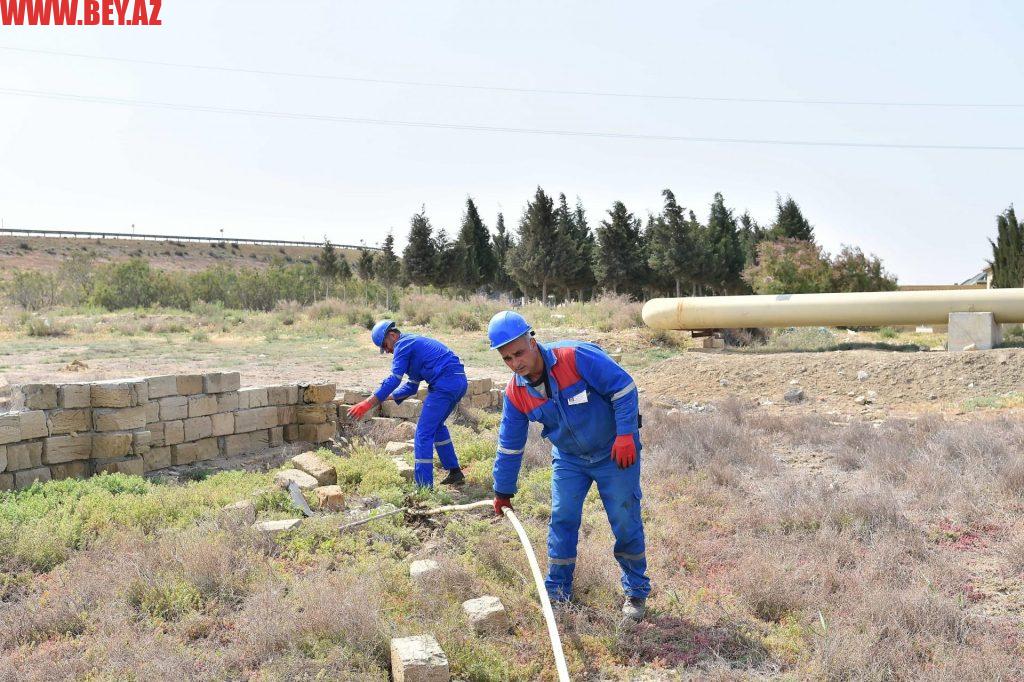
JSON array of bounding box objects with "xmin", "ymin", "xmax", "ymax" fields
[
  {"xmin": 335, "ymin": 378, "xmax": 504, "ymax": 424},
  {"xmin": 0, "ymin": 373, "xmax": 338, "ymax": 490}
]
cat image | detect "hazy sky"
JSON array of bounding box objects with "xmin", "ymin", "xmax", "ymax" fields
[{"xmin": 2, "ymin": 1, "xmax": 1022, "ymax": 284}]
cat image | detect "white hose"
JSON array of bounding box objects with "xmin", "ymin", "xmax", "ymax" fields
[{"xmin": 503, "ymin": 508, "xmax": 571, "ymax": 682}]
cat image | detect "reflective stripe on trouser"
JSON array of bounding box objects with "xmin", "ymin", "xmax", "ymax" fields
[
  {"xmin": 413, "ymin": 372, "xmax": 468, "ymax": 487},
  {"xmin": 546, "ymin": 439, "xmax": 650, "ymax": 601}
]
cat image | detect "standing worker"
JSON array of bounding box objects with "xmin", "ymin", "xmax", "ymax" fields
[
  {"xmin": 348, "ymin": 320, "xmax": 467, "ymax": 488},
  {"xmin": 487, "ymin": 311, "xmax": 651, "ymax": 620}
]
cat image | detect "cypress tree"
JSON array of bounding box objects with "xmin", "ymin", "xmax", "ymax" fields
[
  {"xmin": 356, "ymin": 246, "xmax": 375, "ymax": 280},
  {"xmin": 554, "ymin": 195, "xmax": 596, "ymax": 301},
  {"xmin": 402, "ymin": 210, "xmax": 437, "ymax": 287},
  {"xmin": 990, "ymin": 205, "xmax": 1024, "ymax": 288},
  {"xmin": 316, "ymin": 238, "xmax": 339, "ymax": 279},
  {"xmin": 374, "ymin": 233, "xmax": 401, "ymax": 309},
  {"xmin": 647, "ymin": 189, "xmax": 697, "ymax": 297},
  {"xmin": 491, "ymin": 213, "xmax": 518, "ymax": 296},
  {"xmin": 738, "ymin": 211, "xmax": 766, "ymax": 267},
  {"xmin": 705, "ymin": 192, "xmax": 746, "ymax": 294},
  {"xmin": 769, "ymin": 195, "xmax": 815, "ymax": 242},
  {"xmin": 454, "ymin": 197, "xmax": 497, "ymax": 290},
  {"xmin": 594, "ymin": 201, "xmax": 647, "ymax": 297},
  {"xmin": 507, "ymin": 187, "xmax": 569, "ymax": 302}
]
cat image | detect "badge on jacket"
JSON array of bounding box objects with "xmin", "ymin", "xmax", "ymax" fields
[{"xmin": 567, "ymin": 390, "xmax": 589, "ymax": 406}]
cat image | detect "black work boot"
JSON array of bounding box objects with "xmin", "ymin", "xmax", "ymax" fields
[
  {"xmin": 622, "ymin": 596, "xmax": 647, "ymax": 621},
  {"xmin": 439, "ymin": 468, "xmax": 465, "ymax": 485}
]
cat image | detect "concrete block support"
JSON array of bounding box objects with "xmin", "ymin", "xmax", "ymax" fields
[
  {"xmin": 948, "ymin": 312, "xmax": 1002, "ymax": 351},
  {"xmin": 390, "ymin": 635, "xmax": 449, "ymax": 682}
]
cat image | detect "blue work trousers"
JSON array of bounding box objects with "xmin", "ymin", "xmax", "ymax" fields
[
  {"xmin": 546, "ymin": 440, "xmax": 650, "ymax": 601},
  {"xmin": 413, "ymin": 372, "xmax": 467, "ymax": 487}
]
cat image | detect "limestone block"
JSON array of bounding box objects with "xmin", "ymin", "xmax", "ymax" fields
[
  {"xmin": 283, "ymin": 424, "xmax": 300, "ymax": 442},
  {"xmin": 171, "ymin": 438, "xmax": 218, "ymax": 465},
  {"xmin": 339, "ymin": 388, "xmax": 370, "ymax": 404},
  {"xmin": 163, "ymin": 420, "xmax": 185, "ymax": 446},
  {"xmin": 146, "ymin": 375, "xmax": 179, "ymax": 399},
  {"xmin": 470, "ymin": 393, "xmax": 491, "ymax": 409},
  {"xmin": 59, "ymin": 383, "xmax": 92, "ymax": 408},
  {"xmin": 392, "ymin": 456, "xmax": 415, "ymax": 482},
  {"xmin": 215, "ymin": 391, "xmax": 239, "ymax": 413},
  {"xmin": 416, "ymin": 386, "xmax": 429, "ymax": 400},
  {"xmin": 948, "ymin": 312, "xmax": 1002, "ymax": 351},
  {"xmin": 22, "ymin": 384, "xmax": 58, "ymax": 410},
  {"xmin": 382, "ymin": 400, "xmax": 422, "ymax": 419},
  {"xmin": 291, "ymin": 451, "xmax": 337, "ymax": 485},
  {"xmin": 313, "ymin": 485, "xmax": 345, "ymax": 511},
  {"xmin": 0, "ymin": 445, "xmax": 6, "ymax": 472},
  {"xmin": 187, "ymin": 394, "xmax": 218, "ymax": 418},
  {"xmin": 94, "ymin": 457, "xmax": 144, "ymax": 477},
  {"xmin": 91, "ymin": 380, "xmax": 147, "ymax": 408},
  {"xmin": 296, "ymin": 404, "xmax": 330, "ymax": 425},
  {"xmin": 409, "ymin": 560, "xmax": 440, "ymax": 580},
  {"xmin": 176, "ymin": 374, "xmax": 204, "ymax": 396},
  {"xmin": 144, "ymin": 400, "xmax": 160, "ymax": 424},
  {"xmin": 220, "ymin": 433, "xmax": 252, "ymax": 457},
  {"xmin": 298, "ymin": 422, "xmax": 335, "ymax": 443},
  {"xmin": 394, "ymin": 421, "xmax": 418, "ymax": 441},
  {"xmin": 150, "ymin": 422, "xmax": 166, "ymax": 447},
  {"xmin": 93, "ymin": 406, "xmax": 146, "ymax": 432},
  {"xmin": 7, "ymin": 442, "xmax": 43, "ymax": 470},
  {"xmin": 385, "ymin": 441, "xmax": 416, "ymax": 456},
  {"xmin": 46, "ymin": 408, "xmax": 91, "ymax": 436},
  {"xmin": 143, "ymin": 446, "xmax": 172, "ymax": 472},
  {"xmin": 274, "ymin": 468, "xmax": 319, "ymax": 491},
  {"xmin": 0, "ymin": 415, "xmax": 19, "ymax": 445},
  {"xmin": 184, "ymin": 416, "xmax": 213, "ymax": 442},
  {"xmin": 490, "ymin": 389, "xmax": 504, "ymax": 408},
  {"xmin": 301, "ymin": 383, "xmax": 336, "ymax": 405},
  {"xmin": 267, "ymin": 385, "xmax": 294, "ymax": 405},
  {"xmin": 390, "ymin": 635, "xmax": 449, "ymax": 682},
  {"xmin": 131, "ymin": 430, "xmax": 151, "ymax": 455},
  {"xmin": 250, "ymin": 429, "xmax": 270, "ymax": 450},
  {"xmin": 203, "ymin": 372, "xmax": 240, "ymax": 394},
  {"xmin": 252, "ymin": 518, "xmax": 302, "ymax": 535},
  {"xmin": 235, "ymin": 407, "xmax": 278, "ymax": 434},
  {"xmin": 42, "ymin": 434, "xmax": 92, "ymax": 464},
  {"xmin": 0, "ymin": 473, "xmax": 12, "ymax": 491},
  {"xmin": 159, "ymin": 396, "xmax": 188, "ymax": 421},
  {"xmin": 370, "ymin": 416, "xmax": 401, "ymax": 429},
  {"xmin": 277, "ymin": 405, "xmax": 297, "ymax": 425},
  {"xmin": 50, "ymin": 460, "xmax": 89, "ymax": 481},
  {"xmin": 19, "ymin": 411, "xmax": 48, "ymax": 440},
  {"xmin": 92, "ymin": 432, "xmax": 133, "ymax": 459},
  {"xmin": 269, "ymin": 426, "xmax": 284, "ymax": 447},
  {"xmin": 238, "ymin": 387, "xmax": 269, "ymax": 409},
  {"xmin": 14, "ymin": 466, "xmax": 51, "ymax": 490},
  {"xmin": 468, "ymin": 378, "xmax": 493, "ymax": 396},
  {"xmin": 210, "ymin": 412, "xmax": 234, "ymax": 437},
  {"xmin": 221, "ymin": 499, "xmax": 256, "ymax": 524},
  {"xmin": 461, "ymin": 596, "xmax": 509, "ymax": 635}
]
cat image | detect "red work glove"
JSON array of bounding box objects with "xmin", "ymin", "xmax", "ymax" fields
[
  {"xmin": 493, "ymin": 495, "xmax": 513, "ymax": 516},
  {"xmin": 611, "ymin": 434, "xmax": 637, "ymax": 469},
  {"xmin": 347, "ymin": 398, "xmax": 375, "ymax": 421}
]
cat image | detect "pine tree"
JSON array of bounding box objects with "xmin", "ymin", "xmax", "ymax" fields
[
  {"xmin": 990, "ymin": 205, "xmax": 1024, "ymax": 288},
  {"xmin": 374, "ymin": 233, "xmax": 401, "ymax": 309},
  {"xmin": 594, "ymin": 201, "xmax": 647, "ymax": 297},
  {"xmin": 336, "ymin": 254, "xmax": 352, "ymax": 280},
  {"xmin": 647, "ymin": 189, "xmax": 697, "ymax": 297},
  {"xmin": 554, "ymin": 195, "xmax": 596, "ymax": 300},
  {"xmin": 491, "ymin": 213, "xmax": 518, "ymax": 296},
  {"xmin": 769, "ymin": 195, "xmax": 815, "ymax": 242},
  {"xmin": 705, "ymin": 193, "xmax": 746, "ymax": 294},
  {"xmin": 356, "ymin": 245, "xmax": 375, "ymax": 280},
  {"xmin": 403, "ymin": 210, "xmax": 437, "ymax": 287},
  {"xmin": 455, "ymin": 197, "xmax": 497, "ymax": 290},
  {"xmin": 507, "ymin": 187, "xmax": 571, "ymax": 302},
  {"xmin": 317, "ymin": 238, "xmax": 340, "ymax": 279},
  {"xmin": 737, "ymin": 211, "xmax": 766, "ymax": 267}
]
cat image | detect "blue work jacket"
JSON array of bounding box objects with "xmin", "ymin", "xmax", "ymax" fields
[
  {"xmin": 492, "ymin": 341, "xmax": 639, "ymax": 496},
  {"xmin": 373, "ymin": 334, "xmax": 465, "ymax": 403}
]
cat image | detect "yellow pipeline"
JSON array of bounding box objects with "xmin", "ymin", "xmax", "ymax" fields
[{"xmin": 642, "ymin": 289, "xmax": 1024, "ymax": 330}]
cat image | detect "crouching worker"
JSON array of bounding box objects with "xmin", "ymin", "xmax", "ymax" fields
[
  {"xmin": 487, "ymin": 311, "xmax": 651, "ymax": 620},
  {"xmin": 347, "ymin": 319, "xmax": 467, "ymax": 488}
]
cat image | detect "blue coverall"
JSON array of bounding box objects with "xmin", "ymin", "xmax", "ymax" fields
[
  {"xmin": 492, "ymin": 341, "xmax": 650, "ymax": 601},
  {"xmin": 374, "ymin": 334, "xmax": 467, "ymax": 487}
]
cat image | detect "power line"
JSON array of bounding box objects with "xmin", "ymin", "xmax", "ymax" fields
[
  {"xmin": 1, "ymin": 86, "xmax": 1021, "ymax": 152},
  {"xmin": 2, "ymin": 44, "xmax": 1021, "ymax": 110}
]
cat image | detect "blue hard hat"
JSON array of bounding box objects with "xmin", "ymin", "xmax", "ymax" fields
[
  {"xmin": 371, "ymin": 319, "xmax": 396, "ymax": 352},
  {"xmin": 488, "ymin": 311, "xmax": 532, "ymax": 350}
]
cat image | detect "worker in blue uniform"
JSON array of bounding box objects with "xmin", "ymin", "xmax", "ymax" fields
[
  {"xmin": 348, "ymin": 319, "xmax": 467, "ymax": 487},
  {"xmin": 487, "ymin": 310, "xmax": 650, "ymax": 620}
]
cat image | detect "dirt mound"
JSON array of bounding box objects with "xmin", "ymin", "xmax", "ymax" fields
[{"xmin": 636, "ymin": 347, "xmax": 1024, "ymax": 416}]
